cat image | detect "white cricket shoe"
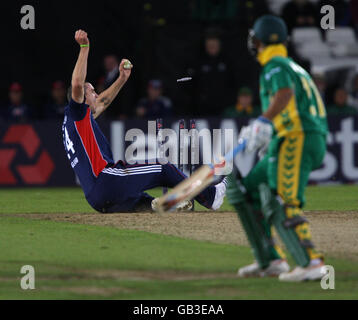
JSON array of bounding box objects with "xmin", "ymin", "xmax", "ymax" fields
[
  {"xmin": 278, "ymin": 262, "xmax": 327, "ymax": 282},
  {"xmin": 212, "ymin": 178, "xmax": 227, "ymax": 210},
  {"xmin": 238, "ymin": 261, "xmax": 261, "ymax": 277},
  {"xmin": 151, "ymin": 198, "xmax": 193, "ymax": 212},
  {"xmin": 238, "ymin": 259, "xmax": 290, "ymax": 278}
]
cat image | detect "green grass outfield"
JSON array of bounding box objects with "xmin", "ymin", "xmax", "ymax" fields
[{"xmin": 1, "ymin": 185, "xmax": 358, "ymax": 299}]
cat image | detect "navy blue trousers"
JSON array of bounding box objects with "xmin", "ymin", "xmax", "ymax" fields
[{"xmin": 86, "ymin": 160, "xmax": 216, "ymax": 213}]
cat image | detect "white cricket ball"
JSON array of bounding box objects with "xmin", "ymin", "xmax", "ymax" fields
[{"xmin": 123, "ymin": 59, "xmax": 132, "ymax": 69}]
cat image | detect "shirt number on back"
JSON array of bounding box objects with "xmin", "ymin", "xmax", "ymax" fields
[{"xmin": 64, "ymin": 127, "xmax": 75, "ymax": 156}]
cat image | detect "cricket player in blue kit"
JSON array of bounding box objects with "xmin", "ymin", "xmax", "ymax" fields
[{"xmin": 62, "ymin": 30, "xmax": 227, "ymax": 213}]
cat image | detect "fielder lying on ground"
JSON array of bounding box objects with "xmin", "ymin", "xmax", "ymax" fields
[{"xmin": 61, "ymin": 30, "xmax": 226, "ymax": 213}]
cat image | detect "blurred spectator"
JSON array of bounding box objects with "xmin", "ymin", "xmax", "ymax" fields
[
  {"xmin": 103, "ymin": 54, "xmax": 119, "ymax": 89},
  {"xmin": 237, "ymin": 0, "xmax": 271, "ymax": 28},
  {"xmin": 223, "ymin": 87, "xmax": 259, "ymax": 118},
  {"xmin": 45, "ymin": 81, "xmax": 67, "ymax": 119},
  {"xmin": 189, "ymin": 32, "xmax": 236, "ymax": 116},
  {"xmin": 281, "ymin": 0, "xmax": 318, "ymax": 32},
  {"xmin": 327, "ymin": 87, "xmax": 357, "ymax": 116},
  {"xmin": 313, "ymin": 73, "xmax": 327, "ymax": 104},
  {"xmin": 136, "ymin": 80, "xmax": 173, "ymax": 118},
  {"xmin": 96, "ymin": 76, "xmax": 106, "ymax": 94},
  {"xmin": 4, "ymin": 82, "xmax": 31, "ymax": 122},
  {"xmin": 348, "ymin": 74, "xmax": 358, "ymax": 110}
]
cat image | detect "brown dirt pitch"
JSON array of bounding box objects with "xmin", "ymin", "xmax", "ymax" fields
[{"xmin": 21, "ymin": 210, "xmax": 358, "ymax": 260}]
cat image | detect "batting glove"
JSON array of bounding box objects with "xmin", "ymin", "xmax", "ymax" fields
[{"xmin": 239, "ymin": 116, "xmax": 273, "ymax": 153}]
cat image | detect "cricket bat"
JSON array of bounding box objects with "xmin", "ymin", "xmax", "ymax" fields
[{"xmin": 155, "ymin": 140, "xmax": 246, "ymax": 213}]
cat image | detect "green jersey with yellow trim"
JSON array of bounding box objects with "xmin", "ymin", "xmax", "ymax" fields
[{"xmin": 260, "ymin": 56, "xmax": 328, "ymax": 137}]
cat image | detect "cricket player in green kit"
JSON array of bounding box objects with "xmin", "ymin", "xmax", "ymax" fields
[{"xmin": 227, "ymin": 15, "xmax": 328, "ymax": 281}]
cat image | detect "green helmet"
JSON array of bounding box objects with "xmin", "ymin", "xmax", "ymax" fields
[{"xmin": 252, "ymin": 15, "xmax": 288, "ymax": 45}]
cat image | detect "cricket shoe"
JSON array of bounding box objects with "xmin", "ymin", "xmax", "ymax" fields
[
  {"xmin": 278, "ymin": 261, "xmax": 327, "ymax": 282},
  {"xmin": 212, "ymin": 177, "xmax": 227, "ymax": 210},
  {"xmin": 151, "ymin": 198, "xmax": 193, "ymax": 212},
  {"xmin": 238, "ymin": 259, "xmax": 290, "ymax": 278}
]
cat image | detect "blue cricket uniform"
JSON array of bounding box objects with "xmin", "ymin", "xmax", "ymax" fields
[{"xmin": 62, "ymin": 99, "xmax": 216, "ymax": 212}]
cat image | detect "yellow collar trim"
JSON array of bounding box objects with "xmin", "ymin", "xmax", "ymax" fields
[{"xmin": 257, "ymin": 44, "xmax": 288, "ymax": 66}]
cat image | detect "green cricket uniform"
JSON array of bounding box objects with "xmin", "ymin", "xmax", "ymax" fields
[
  {"xmin": 251, "ymin": 44, "xmax": 328, "ymax": 205},
  {"xmin": 242, "ymin": 44, "xmax": 328, "ymax": 263},
  {"xmin": 260, "ymin": 56, "xmax": 327, "ymax": 137}
]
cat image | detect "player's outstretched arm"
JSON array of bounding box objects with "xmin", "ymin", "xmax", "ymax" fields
[
  {"xmin": 93, "ymin": 59, "xmax": 133, "ymax": 119},
  {"xmin": 71, "ymin": 30, "xmax": 90, "ymax": 103}
]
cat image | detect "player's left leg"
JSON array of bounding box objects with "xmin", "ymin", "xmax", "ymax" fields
[
  {"xmin": 97, "ymin": 160, "xmax": 223, "ymax": 212},
  {"xmin": 227, "ymin": 144, "xmax": 288, "ymax": 277},
  {"xmin": 261, "ymin": 132, "xmax": 327, "ymax": 281}
]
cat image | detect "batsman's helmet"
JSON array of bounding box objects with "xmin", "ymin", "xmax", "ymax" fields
[{"xmin": 248, "ymin": 15, "xmax": 288, "ymax": 56}]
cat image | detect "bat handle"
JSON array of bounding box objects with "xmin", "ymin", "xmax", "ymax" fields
[
  {"xmin": 209, "ymin": 140, "xmax": 246, "ymax": 171},
  {"xmin": 224, "ymin": 140, "xmax": 246, "ymax": 163}
]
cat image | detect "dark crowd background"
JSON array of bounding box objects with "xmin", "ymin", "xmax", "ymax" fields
[{"xmin": 1, "ymin": 0, "xmax": 358, "ymax": 123}]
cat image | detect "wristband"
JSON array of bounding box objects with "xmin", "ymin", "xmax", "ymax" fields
[
  {"xmin": 80, "ymin": 44, "xmax": 89, "ymax": 48},
  {"xmin": 257, "ymin": 116, "xmax": 271, "ymax": 124}
]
